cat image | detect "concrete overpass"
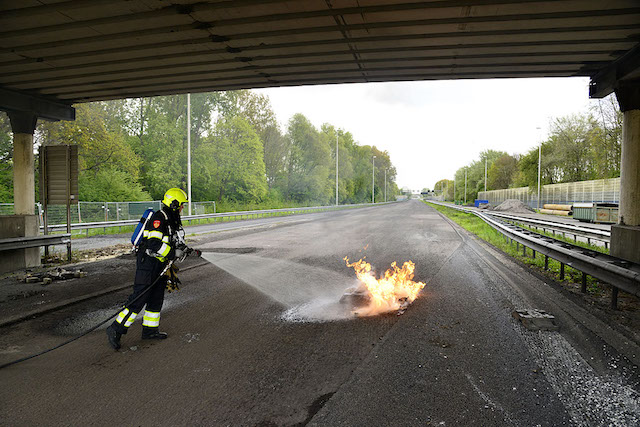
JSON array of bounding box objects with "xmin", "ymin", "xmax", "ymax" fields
[{"xmin": 1, "ymin": 0, "xmax": 639, "ymax": 267}]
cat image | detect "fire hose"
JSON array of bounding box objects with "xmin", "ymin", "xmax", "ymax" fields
[{"xmin": 0, "ymin": 249, "xmax": 202, "ymax": 370}]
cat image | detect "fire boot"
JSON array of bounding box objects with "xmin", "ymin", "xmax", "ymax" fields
[
  {"xmin": 106, "ymin": 325, "xmax": 122, "ymax": 350},
  {"xmin": 142, "ymin": 326, "xmax": 168, "ymax": 340}
]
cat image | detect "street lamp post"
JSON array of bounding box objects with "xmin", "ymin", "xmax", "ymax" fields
[
  {"xmin": 187, "ymin": 93, "xmax": 192, "ymax": 216},
  {"xmin": 384, "ymin": 169, "xmax": 387, "ymax": 202},
  {"xmin": 484, "ymin": 157, "xmax": 487, "ymax": 193},
  {"xmin": 372, "ymin": 155, "xmax": 376, "ymax": 203},
  {"xmin": 464, "ymin": 168, "xmax": 468, "ymax": 205},
  {"xmin": 335, "ymin": 134, "xmax": 339, "ymax": 206}
]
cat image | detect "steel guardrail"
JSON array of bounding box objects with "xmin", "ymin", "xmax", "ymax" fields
[
  {"xmin": 40, "ymin": 202, "xmax": 397, "ymax": 232},
  {"xmin": 0, "ymin": 234, "xmax": 71, "ymax": 251},
  {"xmin": 427, "ymin": 201, "xmax": 639, "ymax": 307},
  {"xmin": 482, "ymin": 211, "xmax": 610, "ymax": 245}
]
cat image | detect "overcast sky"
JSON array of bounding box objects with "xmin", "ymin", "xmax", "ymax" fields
[{"xmin": 254, "ymin": 77, "xmax": 594, "ymax": 191}]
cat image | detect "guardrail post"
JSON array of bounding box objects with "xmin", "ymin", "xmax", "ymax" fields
[
  {"xmin": 560, "ymin": 263, "xmax": 565, "ymax": 280},
  {"xmin": 581, "ymin": 273, "xmax": 587, "ymax": 293},
  {"xmin": 522, "ymin": 245, "xmax": 526, "ymax": 256},
  {"xmin": 611, "ymin": 287, "xmax": 618, "ymax": 310},
  {"xmin": 532, "ymin": 249, "xmax": 536, "ymax": 259},
  {"xmin": 587, "ymin": 238, "xmax": 591, "ymax": 246},
  {"xmin": 544, "ymin": 255, "xmax": 549, "ymax": 270}
]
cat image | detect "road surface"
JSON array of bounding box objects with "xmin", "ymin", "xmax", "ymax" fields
[{"xmin": 1, "ymin": 200, "xmax": 638, "ymax": 426}]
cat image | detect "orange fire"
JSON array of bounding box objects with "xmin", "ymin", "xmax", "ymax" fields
[{"xmin": 343, "ymin": 256, "xmax": 426, "ymax": 316}]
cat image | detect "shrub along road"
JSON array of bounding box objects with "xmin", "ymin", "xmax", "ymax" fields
[{"xmin": 0, "ymin": 200, "xmax": 638, "ymax": 425}]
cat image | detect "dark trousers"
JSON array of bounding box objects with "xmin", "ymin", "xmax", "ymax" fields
[{"xmin": 111, "ymin": 254, "xmax": 168, "ymax": 334}]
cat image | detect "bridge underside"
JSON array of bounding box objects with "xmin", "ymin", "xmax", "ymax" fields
[
  {"xmin": 0, "ymin": 0, "xmax": 639, "ymax": 268},
  {"xmin": 0, "ymin": 0, "xmax": 639, "ymax": 103}
]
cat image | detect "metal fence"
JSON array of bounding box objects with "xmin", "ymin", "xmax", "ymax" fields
[
  {"xmin": 478, "ymin": 177, "xmax": 621, "ymax": 209},
  {"xmin": 0, "ymin": 200, "xmax": 216, "ymax": 228}
]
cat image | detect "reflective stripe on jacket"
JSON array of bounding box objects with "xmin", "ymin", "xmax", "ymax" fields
[{"xmin": 142, "ymin": 209, "xmax": 176, "ymax": 262}]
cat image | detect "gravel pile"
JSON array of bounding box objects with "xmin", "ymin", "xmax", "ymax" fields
[{"xmin": 492, "ymin": 199, "xmax": 535, "ymax": 213}]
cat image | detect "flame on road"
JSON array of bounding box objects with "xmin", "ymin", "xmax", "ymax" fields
[{"xmin": 343, "ymin": 256, "xmax": 426, "ymax": 316}]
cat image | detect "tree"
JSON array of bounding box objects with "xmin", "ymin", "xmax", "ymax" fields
[
  {"xmin": 79, "ymin": 169, "xmax": 152, "ymax": 202},
  {"xmin": 591, "ymin": 95, "xmax": 622, "ymax": 178},
  {"xmin": 487, "ymin": 154, "xmax": 518, "ymax": 190},
  {"xmin": 16, "ymin": 92, "xmax": 401, "ymax": 207},
  {"xmin": 285, "ymin": 114, "xmax": 331, "ymax": 203},
  {"xmin": 0, "ymin": 113, "xmax": 13, "ymax": 202},
  {"xmin": 454, "ymin": 150, "xmax": 506, "ymax": 203},
  {"xmin": 549, "ymin": 114, "xmax": 598, "ymax": 182},
  {"xmin": 195, "ymin": 116, "xmax": 267, "ymax": 202},
  {"xmin": 434, "ymin": 179, "xmax": 453, "ymax": 200},
  {"xmin": 262, "ymin": 124, "xmax": 289, "ymax": 192},
  {"xmin": 38, "ymin": 103, "xmax": 150, "ymax": 202}
]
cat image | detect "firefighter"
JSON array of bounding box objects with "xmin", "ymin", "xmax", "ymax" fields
[{"xmin": 106, "ymin": 188, "xmax": 189, "ymax": 350}]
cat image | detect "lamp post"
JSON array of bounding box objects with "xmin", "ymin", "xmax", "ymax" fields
[
  {"xmin": 484, "ymin": 156, "xmax": 487, "ymax": 193},
  {"xmin": 384, "ymin": 168, "xmax": 387, "ymax": 202},
  {"xmin": 536, "ymin": 126, "xmax": 542, "ymax": 211},
  {"xmin": 464, "ymin": 168, "xmax": 468, "ymax": 205},
  {"xmin": 335, "ymin": 134, "xmax": 339, "ymax": 206},
  {"xmin": 372, "ymin": 155, "xmax": 376, "ymax": 203},
  {"xmin": 187, "ymin": 93, "xmax": 192, "ymax": 216}
]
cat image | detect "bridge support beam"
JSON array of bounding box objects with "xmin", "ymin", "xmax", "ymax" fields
[
  {"xmin": 611, "ymin": 82, "xmax": 640, "ymax": 264},
  {"xmin": 0, "ymin": 89, "xmax": 75, "ymax": 272},
  {"xmin": 9, "ymin": 112, "xmax": 37, "ymax": 215},
  {"xmin": 3, "ymin": 112, "xmax": 40, "ymax": 272}
]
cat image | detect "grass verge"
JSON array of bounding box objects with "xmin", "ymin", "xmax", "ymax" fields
[{"xmin": 425, "ymin": 201, "xmax": 605, "ymax": 296}]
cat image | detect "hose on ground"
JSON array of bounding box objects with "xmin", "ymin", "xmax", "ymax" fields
[{"xmin": 0, "ymin": 261, "xmax": 173, "ymax": 370}]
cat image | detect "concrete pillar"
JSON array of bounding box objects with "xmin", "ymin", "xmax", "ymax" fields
[
  {"xmin": 1, "ymin": 112, "xmax": 39, "ymax": 273},
  {"xmin": 12, "ymin": 133, "xmax": 35, "ymax": 215},
  {"xmin": 8, "ymin": 111, "xmax": 37, "ymax": 215},
  {"xmin": 619, "ymin": 109, "xmax": 640, "ymax": 227},
  {"xmin": 611, "ymin": 84, "xmax": 640, "ymax": 264}
]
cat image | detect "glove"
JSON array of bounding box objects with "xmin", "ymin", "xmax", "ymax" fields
[
  {"xmin": 186, "ymin": 247, "xmax": 202, "ymax": 258},
  {"xmin": 174, "ymin": 248, "xmax": 185, "ymax": 259}
]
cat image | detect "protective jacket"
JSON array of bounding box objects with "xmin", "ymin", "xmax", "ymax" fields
[{"xmin": 140, "ymin": 206, "xmax": 182, "ymax": 263}]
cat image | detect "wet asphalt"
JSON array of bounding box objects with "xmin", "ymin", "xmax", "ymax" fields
[{"xmin": 0, "ymin": 200, "xmax": 638, "ymax": 426}]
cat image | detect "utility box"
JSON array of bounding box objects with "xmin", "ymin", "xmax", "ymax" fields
[{"xmin": 572, "ymin": 202, "xmax": 618, "ymax": 224}]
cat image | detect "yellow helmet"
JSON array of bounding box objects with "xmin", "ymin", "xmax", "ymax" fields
[{"xmin": 162, "ymin": 188, "xmax": 188, "ymax": 210}]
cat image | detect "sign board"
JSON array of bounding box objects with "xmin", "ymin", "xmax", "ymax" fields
[{"xmin": 40, "ymin": 145, "xmax": 78, "ymax": 205}]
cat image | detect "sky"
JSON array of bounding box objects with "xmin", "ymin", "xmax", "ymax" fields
[{"xmin": 254, "ymin": 77, "xmax": 594, "ymax": 191}]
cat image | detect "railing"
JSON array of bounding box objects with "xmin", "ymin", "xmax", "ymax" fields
[
  {"xmin": 0, "ymin": 201, "xmax": 217, "ymax": 226},
  {"xmin": 0, "ymin": 234, "xmax": 71, "ymax": 251},
  {"xmin": 482, "ymin": 211, "xmax": 611, "ymax": 247},
  {"xmin": 427, "ymin": 201, "xmax": 639, "ymax": 309},
  {"xmin": 41, "ymin": 202, "xmax": 394, "ymax": 232}
]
